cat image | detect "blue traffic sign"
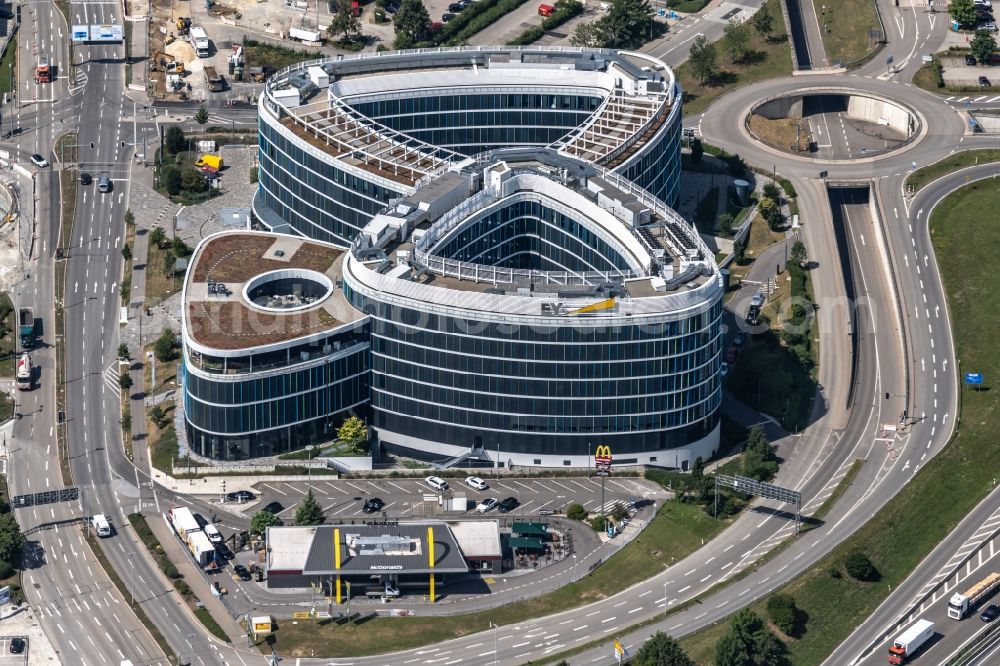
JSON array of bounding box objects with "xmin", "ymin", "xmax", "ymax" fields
[
  {"xmin": 887, "ymin": 55, "xmax": 894, "ymax": 65},
  {"xmin": 965, "ymin": 372, "xmax": 984, "ymax": 385}
]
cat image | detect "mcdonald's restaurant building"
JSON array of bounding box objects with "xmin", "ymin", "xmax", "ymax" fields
[{"xmin": 264, "ymin": 521, "xmax": 498, "ymax": 599}]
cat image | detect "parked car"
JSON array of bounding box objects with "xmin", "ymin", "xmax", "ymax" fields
[
  {"xmin": 9, "ymin": 637, "xmax": 24, "ymax": 654},
  {"xmin": 384, "ymin": 3, "xmax": 399, "ymax": 12},
  {"xmin": 476, "ymin": 498, "xmax": 498, "ymax": 513},
  {"xmin": 726, "ymin": 346, "xmax": 740, "ymax": 364},
  {"xmin": 980, "ymin": 22, "xmax": 999, "ymax": 32},
  {"xmin": 262, "ymin": 501, "xmax": 284, "ymax": 514},
  {"xmin": 80, "ymin": 172, "xmax": 92, "ymax": 185},
  {"xmin": 981, "ymin": 75, "xmax": 992, "ymax": 88},
  {"xmin": 362, "ymin": 497, "xmax": 385, "ymax": 513},
  {"xmin": 448, "ymin": 2, "xmax": 463, "ymax": 10},
  {"xmin": 720, "ymin": 361, "xmax": 730, "ymax": 377},
  {"xmin": 498, "ymin": 497, "xmax": 519, "ymax": 513},
  {"xmin": 193, "ymin": 513, "xmax": 209, "ymax": 528},
  {"xmin": 982, "ymin": 604, "xmax": 1000, "ymax": 622},
  {"xmin": 226, "ymin": 490, "xmax": 255, "ymax": 502},
  {"xmin": 465, "ymin": 476, "xmax": 488, "ymax": 490},
  {"xmin": 215, "ymin": 543, "xmax": 235, "ymax": 560},
  {"xmin": 30, "ymin": 153, "xmax": 48, "ymax": 168},
  {"xmin": 233, "ymin": 564, "xmax": 253, "ymax": 581},
  {"xmin": 974, "ymin": 0, "xmax": 991, "ymax": 8},
  {"xmin": 966, "ymin": 54, "xmax": 978, "ymax": 66},
  {"xmin": 442, "ymin": 12, "xmax": 456, "ymax": 21},
  {"xmin": 425, "ymin": 476, "xmax": 449, "ymax": 491},
  {"xmin": 733, "ymin": 330, "xmax": 747, "ymax": 347}
]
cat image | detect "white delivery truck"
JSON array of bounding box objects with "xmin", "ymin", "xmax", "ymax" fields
[
  {"xmin": 887, "ymin": 619, "xmax": 934, "ymax": 664},
  {"xmin": 189, "ymin": 26, "xmax": 210, "ymax": 58},
  {"xmin": 289, "ymin": 27, "xmax": 322, "ymax": 43},
  {"xmin": 92, "ymin": 514, "xmax": 112, "ymax": 537},
  {"xmin": 168, "ymin": 506, "xmax": 201, "ymax": 537}
]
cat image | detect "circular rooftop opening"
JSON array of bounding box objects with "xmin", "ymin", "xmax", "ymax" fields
[
  {"xmin": 242, "ymin": 269, "xmax": 333, "ymax": 313},
  {"xmin": 748, "ymin": 91, "xmax": 919, "ymax": 160}
]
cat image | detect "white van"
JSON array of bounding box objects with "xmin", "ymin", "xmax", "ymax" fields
[
  {"xmin": 204, "ymin": 523, "xmax": 222, "ymax": 543},
  {"xmin": 92, "ymin": 514, "xmax": 112, "ymax": 538}
]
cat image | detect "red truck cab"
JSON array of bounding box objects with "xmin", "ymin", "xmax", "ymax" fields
[{"xmin": 538, "ymin": 3, "xmax": 555, "ymax": 15}]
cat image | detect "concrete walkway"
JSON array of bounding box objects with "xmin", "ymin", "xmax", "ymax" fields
[{"xmin": 147, "ymin": 513, "xmax": 249, "ymax": 645}]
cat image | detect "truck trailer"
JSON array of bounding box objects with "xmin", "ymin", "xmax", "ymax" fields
[
  {"xmin": 288, "ymin": 27, "xmax": 323, "ymax": 43},
  {"xmin": 888, "ymin": 619, "xmax": 934, "ymax": 664},
  {"xmin": 186, "ymin": 530, "xmax": 217, "ymax": 568},
  {"xmin": 189, "ymin": 26, "xmax": 210, "ymax": 58},
  {"xmin": 948, "ymin": 572, "xmax": 1000, "ymax": 619},
  {"xmin": 18, "ymin": 308, "xmax": 35, "ymax": 348},
  {"xmin": 15, "ymin": 353, "xmax": 32, "ymax": 391},
  {"xmin": 168, "ymin": 506, "xmax": 201, "ymax": 536}
]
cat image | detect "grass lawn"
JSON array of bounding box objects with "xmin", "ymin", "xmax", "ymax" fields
[
  {"xmin": 905, "ymin": 149, "xmax": 1000, "ymax": 193},
  {"xmin": 675, "ymin": 0, "xmax": 792, "ymax": 116},
  {"xmin": 667, "ymin": 0, "xmax": 709, "ymax": 12},
  {"xmin": 150, "ymin": 422, "xmax": 178, "ymax": 474},
  {"xmin": 261, "ymin": 500, "xmax": 728, "ymax": 658},
  {"xmin": 0, "ymin": 36, "xmax": 15, "ymax": 96},
  {"xmin": 681, "ymin": 179, "xmax": 1000, "ymax": 665},
  {"xmin": 144, "ymin": 342, "xmax": 180, "ymax": 398},
  {"xmin": 144, "ymin": 236, "xmax": 182, "ymax": 308},
  {"xmin": 813, "ymin": 0, "xmax": 880, "ymax": 67},
  {"xmin": 726, "ymin": 215, "xmax": 785, "ymax": 286},
  {"xmin": 243, "ymin": 39, "xmax": 318, "ymax": 70}
]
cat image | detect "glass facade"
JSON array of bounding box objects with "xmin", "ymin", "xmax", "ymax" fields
[
  {"xmin": 436, "ymin": 199, "xmax": 632, "ymax": 273},
  {"xmin": 350, "ymin": 93, "xmax": 601, "ymax": 156},
  {"xmin": 184, "ymin": 340, "xmax": 370, "ymax": 460},
  {"xmin": 345, "ymin": 284, "xmax": 723, "ymax": 459}
]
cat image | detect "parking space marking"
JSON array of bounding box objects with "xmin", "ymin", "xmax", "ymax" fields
[
  {"xmin": 260, "ymin": 483, "xmax": 287, "ymax": 496},
  {"xmin": 387, "ymin": 481, "xmax": 410, "ymax": 493},
  {"xmin": 323, "ymin": 481, "xmax": 348, "ymax": 494}
]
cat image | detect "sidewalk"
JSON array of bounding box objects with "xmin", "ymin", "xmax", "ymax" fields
[{"xmin": 146, "ymin": 513, "xmax": 248, "ymax": 645}]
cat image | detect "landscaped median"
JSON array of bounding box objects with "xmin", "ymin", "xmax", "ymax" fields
[
  {"xmin": 904, "ymin": 149, "xmax": 1000, "ymax": 193},
  {"xmin": 675, "ymin": 178, "xmax": 1000, "ymax": 664}
]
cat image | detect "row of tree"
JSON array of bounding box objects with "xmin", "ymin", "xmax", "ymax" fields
[{"xmin": 689, "ymin": 2, "xmax": 776, "ymax": 84}]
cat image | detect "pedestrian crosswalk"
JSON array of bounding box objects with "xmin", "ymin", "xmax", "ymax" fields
[{"xmin": 946, "ymin": 95, "xmax": 1000, "ymax": 103}]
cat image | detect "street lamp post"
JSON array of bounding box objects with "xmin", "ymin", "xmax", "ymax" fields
[
  {"xmin": 305, "ymin": 444, "xmax": 315, "ymax": 488},
  {"xmin": 490, "ymin": 622, "xmax": 498, "ymax": 666},
  {"xmin": 128, "ymin": 551, "xmax": 135, "ymax": 605},
  {"xmin": 572, "ymin": 553, "xmax": 577, "ymax": 582}
]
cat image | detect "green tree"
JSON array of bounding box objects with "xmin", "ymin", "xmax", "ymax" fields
[
  {"xmin": 971, "ymin": 29, "xmax": 997, "ymax": 64},
  {"xmin": 149, "ymin": 226, "xmax": 166, "ymax": 248},
  {"xmin": 766, "ymin": 594, "xmax": 800, "ymax": 636},
  {"xmin": 124, "ymin": 209, "xmax": 135, "ymax": 227},
  {"xmin": 180, "ymin": 167, "xmax": 208, "ymax": 193},
  {"xmin": 0, "ymin": 513, "xmax": 25, "ymax": 566},
  {"xmin": 194, "ymin": 106, "xmax": 209, "ymax": 125},
  {"xmin": 632, "ymin": 631, "xmax": 694, "ymax": 666},
  {"xmin": 121, "ymin": 243, "xmax": 132, "ymax": 261},
  {"xmin": 723, "ymin": 18, "xmax": 752, "ymax": 63},
  {"xmin": 790, "ymin": 239, "xmax": 807, "ymax": 265},
  {"xmin": 250, "ymin": 509, "xmax": 283, "ymax": 536},
  {"xmin": 950, "ymin": 0, "xmax": 978, "ymax": 26},
  {"xmin": 328, "ymin": 0, "xmax": 362, "ymax": 41},
  {"xmin": 734, "ymin": 239, "xmax": 747, "ymax": 264},
  {"xmin": 601, "ymin": 0, "xmax": 653, "ymax": 48},
  {"xmin": 566, "ymin": 503, "xmax": 588, "ymax": 520},
  {"xmin": 117, "ymin": 343, "xmax": 130, "ymax": 361},
  {"xmin": 295, "ymin": 489, "xmax": 326, "ymax": 526},
  {"xmin": 161, "ymin": 165, "xmax": 182, "ymax": 196},
  {"xmin": 758, "ymin": 196, "xmax": 778, "ymax": 221},
  {"xmin": 752, "ymin": 0, "xmax": 773, "ymax": 39},
  {"xmin": 719, "ymin": 212, "xmax": 735, "ymax": 234},
  {"xmin": 393, "ymin": 0, "xmax": 431, "ymax": 49},
  {"xmin": 570, "ymin": 20, "xmax": 606, "ymax": 47},
  {"xmin": 762, "ymin": 182, "xmax": 781, "ymax": 201},
  {"xmin": 150, "ymin": 404, "xmax": 169, "ymax": 429},
  {"xmin": 610, "ymin": 502, "xmax": 628, "ymax": 523},
  {"xmin": 154, "ymin": 328, "xmax": 177, "ymax": 363},
  {"xmin": 338, "ymin": 415, "xmax": 368, "ymax": 451},
  {"xmin": 121, "ymin": 409, "xmax": 132, "ymax": 432},
  {"xmin": 688, "ymin": 35, "xmax": 718, "ymax": 84},
  {"xmin": 590, "ymin": 514, "xmax": 607, "ymax": 532},
  {"xmin": 714, "ymin": 608, "xmax": 785, "ymax": 666},
  {"xmin": 164, "ymin": 125, "xmax": 186, "ymax": 155},
  {"xmin": 119, "ymin": 373, "xmax": 133, "ymax": 390},
  {"xmin": 844, "ymin": 550, "xmax": 879, "ymax": 581}
]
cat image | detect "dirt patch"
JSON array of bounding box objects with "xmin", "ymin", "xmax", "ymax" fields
[
  {"xmin": 749, "ymin": 115, "xmax": 810, "ymax": 153},
  {"xmin": 187, "ymin": 301, "xmax": 339, "ymax": 349},
  {"xmin": 192, "ymin": 235, "xmax": 342, "ymax": 282}
]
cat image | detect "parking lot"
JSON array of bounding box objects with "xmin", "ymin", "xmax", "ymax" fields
[
  {"xmin": 234, "ymin": 475, "xmax": 665, "ymax": 520},
  {"xmin": 0, "ymin": 637, "xmax": 27, "ymax": 665}
]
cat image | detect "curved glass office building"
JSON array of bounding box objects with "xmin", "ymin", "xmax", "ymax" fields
[
  {"xmin": 183, "ymin": 46, "xmax": 723, "ymax": 466},
  {"xmin": 254, "ymin": 46, "xmax": 683, "ymax": 248}
]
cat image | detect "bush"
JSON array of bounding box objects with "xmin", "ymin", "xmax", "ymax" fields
[
  {"xmin": 0, "ymin": 558, "xmax": 14, "ymax": 579},
  {"xmin": 163, "ymin": 561, "xmax": 180, "ymax": 579},
  {"xmin": 160, "ymin": 166, "xmax": 182, "ymax": 196},
  {"xmin": 590, "ymin": 514, "xmax": 607, "ymax": 532},
  {"xmin": 154, "ymin": 329, "xmax": 178, "ymax": 363},
  {"xmin": 766, "ymin": 593, "xmax": 799, "ymax": 636},
  {"xmin": 507, "ymin": 25, "xmax": 544, "ymax": 45},
  {"xmin": 566, "ymin": 503, "xmax": 588, "ymax": 520},
  {"xmin": 180, "ymin": 167, "xmax": 209, "ymax": 193},
  {"xmin": 164, "ymin": 126, "xmax": 186, "ymax": 155},
  {"xmin": 844, "ymin": 550, "xmax": 879, "ymax": 581}
]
